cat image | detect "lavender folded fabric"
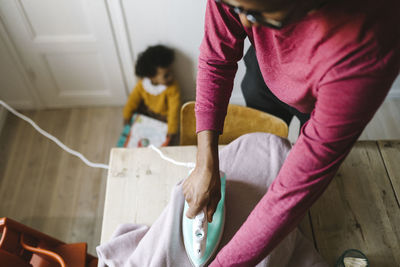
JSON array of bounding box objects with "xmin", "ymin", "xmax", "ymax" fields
[{"xmin": 97, "ymin": 133, "xmax": 328, "ymax": 267}]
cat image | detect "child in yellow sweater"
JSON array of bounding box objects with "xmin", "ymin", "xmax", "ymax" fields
[{"xmin": 123, "ymin": 45, "xmax": 181, "ymax": 140}]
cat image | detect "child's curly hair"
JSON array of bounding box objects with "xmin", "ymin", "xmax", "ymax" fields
[{"xmin": 135, "ymin": 45, "xmax": 175, "ymax": 78}]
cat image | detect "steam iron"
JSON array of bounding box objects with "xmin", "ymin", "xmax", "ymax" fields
[{"xmin": 183, "ymin": 172, "xmax": 226, "ymax": 267}]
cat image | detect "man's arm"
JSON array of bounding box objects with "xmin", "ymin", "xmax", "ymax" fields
[
  {"xmin": 183, "ymin": 130, "xmax": 221, "ymax": 221},
  {"xmin": 210, "ymin": 51, "xmax": 400, "ymax": 266},
  {"xmin": 183, "ymin": 0, "xmax": 246, "ymax": 221},
  {"xmin": 195, "ymin": 0, "xmax": 246, "ymax": 134}
]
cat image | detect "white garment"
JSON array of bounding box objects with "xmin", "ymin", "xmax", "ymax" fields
[{"xmin": 142, "ymin": 78, "xmax": 167, "ymax": 95}]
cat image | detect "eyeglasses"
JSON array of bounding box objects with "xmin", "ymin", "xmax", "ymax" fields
[{"xmin": 214, "ymin": 0, "xmax": 286, "ymax": 29}]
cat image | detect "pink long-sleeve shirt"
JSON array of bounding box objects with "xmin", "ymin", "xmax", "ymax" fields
[{"xmin": 195, "ymin": 0, "xmax": 400, "ymax": 266}]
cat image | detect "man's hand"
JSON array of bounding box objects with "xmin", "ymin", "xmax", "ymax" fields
[
  {"xmin": 182, "ymin": 130, "xmax": 221, "ymax": 222},
  {"xmin": 183, "ymin": 165, "xmax": 221, "ymax": 222}
]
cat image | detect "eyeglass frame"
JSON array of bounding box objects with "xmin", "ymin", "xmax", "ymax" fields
[
  {"xmin": 214, "ymin": 0, "xmax": 288, "ymax": 29},
  {"xmin": 214, "ymin": 0, "xmax": 327, "ymax": 30}
]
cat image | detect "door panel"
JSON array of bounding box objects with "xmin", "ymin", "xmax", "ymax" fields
[
  {"xmin": 0, "ymin": 0, "xmax": 127, "ymax": 108},
  {"xmin": 44, "ymin": 52, "xmax": 110, "ymax": 96},
  {"xmin": 18, "ymin": 0, "xmax": 91, "ymax": 38},
  {"xmin": 0, "ymin": 31, "xmax": 36, "ymax": 108}
]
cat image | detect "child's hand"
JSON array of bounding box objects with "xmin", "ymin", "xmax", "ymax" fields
[
  {"xmin": 165, "ymin": 134, "xmax": 174, "ymax": 146},
  {"xmin": 123, "ymin": 118, "xmax": 130, "ymax": 125}
]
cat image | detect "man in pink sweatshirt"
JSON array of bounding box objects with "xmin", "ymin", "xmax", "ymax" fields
[{"xmin": 182, "ymin": 0, "xmax": 400, "ymax": 265}]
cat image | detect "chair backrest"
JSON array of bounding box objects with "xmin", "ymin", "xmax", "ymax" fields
[
  {"xmin": 180, "ymin": 101, "xmax": 288, "ymax": 145},
  {"xmin": 0, "ymin": 217, "xmax": 97, "ymax": 267}
]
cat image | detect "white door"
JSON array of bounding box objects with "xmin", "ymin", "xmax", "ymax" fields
[{"xmin": 0, "ymin": 0, "xmax": 127, "ymax": 108}]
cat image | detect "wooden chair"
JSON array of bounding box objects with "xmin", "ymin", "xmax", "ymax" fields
[
  {"xmin": 0, "ymin": 217, "xmax": 98, "ymax": 267},
  {"xmin": 180, "ymin": 101, "xmax": 288, "ymax": 145}
]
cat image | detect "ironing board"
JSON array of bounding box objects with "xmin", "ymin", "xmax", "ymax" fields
[
  {"xmin": 100, "ymin": 141, "xmax": 400, "ymax": 266},
  {"xmin": 100, "ymin": 145, "xmax": 200, "ymax": 244}
]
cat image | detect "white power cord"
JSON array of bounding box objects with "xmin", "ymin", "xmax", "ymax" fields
[
  {"xmin": 149, "ymin": 144, "xmax": 196, "ymax": 169},
  {"xmin": 0, "ymin": 100, "xmax": 109, "ymax": 170},
  {"xmin": 1, "ymin": 100, "xmax": 195, "ymax": 171}
]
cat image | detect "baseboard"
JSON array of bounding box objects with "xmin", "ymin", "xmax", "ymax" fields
[{"xmin": 0, "ymin": 106, "xmax": 8, "ymax": 135}]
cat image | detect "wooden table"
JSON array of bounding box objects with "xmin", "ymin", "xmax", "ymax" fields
[{"xmin": 100, "ymin": 141, "xmax": 400, "ymax": 266}]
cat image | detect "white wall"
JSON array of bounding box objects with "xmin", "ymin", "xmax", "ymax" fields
[{"xmin": 118, "ymin": 0, "xmax": 245, "ymax": 105}]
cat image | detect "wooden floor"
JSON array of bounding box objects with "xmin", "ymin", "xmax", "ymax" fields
[
  {"xmin": 0, "ymin": 99, "xmax": 399, "ymax": 256},
  {"xmin": 298, "ymin": 141, "xmax": 400, "ymax": 266},
  {"xmin": 288, "ymin": 98, "xmax": 400, "ymax": 143},
  {"xmin": 0, "ymin": 107, "xmax": 122, "ymax": 255}
]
